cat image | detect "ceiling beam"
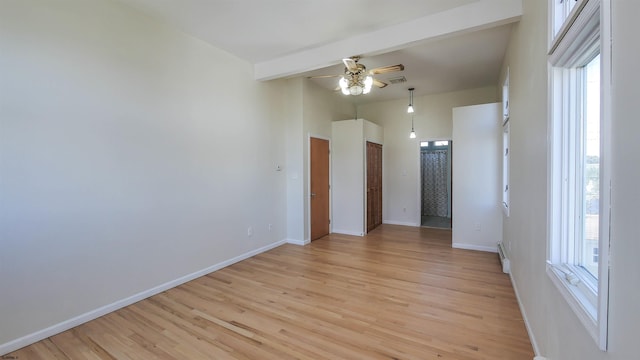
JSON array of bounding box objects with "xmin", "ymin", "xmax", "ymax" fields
[{"xmin": 254, "ymin": 0, "xmax": 522, "ymax": 81}]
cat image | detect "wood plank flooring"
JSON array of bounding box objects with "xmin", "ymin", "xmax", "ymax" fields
[{"xmin": 7, "ymin": 225, "xmax": 534, "ymax": 359}]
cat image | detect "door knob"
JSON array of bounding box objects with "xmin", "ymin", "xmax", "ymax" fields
[{"xmin": 310, "ymin": 192, "xmax": 316, "ymax": 197}]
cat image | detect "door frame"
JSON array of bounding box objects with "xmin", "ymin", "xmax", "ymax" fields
[
  {"xmin": 416, "ymin": 137, "xmax": 453, "ymax": 226},
  {"xmin": 307, "ymin": 134, "xmax": 332, "ymax": 242}
]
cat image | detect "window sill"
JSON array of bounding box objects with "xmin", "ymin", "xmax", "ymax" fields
[{"xmin": 546, "ymin": 263, "xmax": 599, "ymax": 344}]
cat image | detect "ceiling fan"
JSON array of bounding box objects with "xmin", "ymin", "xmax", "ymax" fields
[{"xmin": 308, "ymin": 56, "xmax": 404, "ymax": 95}]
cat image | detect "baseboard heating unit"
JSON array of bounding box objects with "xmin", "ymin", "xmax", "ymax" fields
[{"xmin": 497, "ymin": 242, "xmax": 510, "ymax": 274}]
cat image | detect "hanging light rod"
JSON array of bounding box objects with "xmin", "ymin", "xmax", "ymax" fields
[{"xmin": 407, "ymin": 87, "xmax": 415, "ymax": 113}]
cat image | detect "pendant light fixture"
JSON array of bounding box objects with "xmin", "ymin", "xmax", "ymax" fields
[
  {"xmin": 409, "ymin": 114, "xmax": 416, "ymax": 139},
  {"xmin": 408, "ymin": 88, "xmax": 416, "ymax": 138},
  {"xmin": 407, "ymin": 87, "xmax": 415, "ymax": 113}
]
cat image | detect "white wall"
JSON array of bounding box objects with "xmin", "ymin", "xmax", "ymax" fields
[
  {"xmin": 284, "ymin": 79, "xmax": 305, "ymax": 243},
  {"xmin": 451, "ymin": 103, "xmax": 503, "ymax": 252},
  {"xmin": 0, "ymin": 0, "xmax": 288, "ymax": 351},
  {"xmin": 364, "ymin": 120, "xmax": 384, "ymax": 145},
  {"xmin": 497, "ymin": 1, "xmax": 549, "ymax": 354},
  {"xmin": 500, "ymin": 0, "xmax": 640, "ymax": 359},
  {"xmin": 357, "ymin": 87, "xmax": 498, "ymax": 227},
  {"xmin": 303, "ymin": 80, "xmax": 354, "ymax": 138},
  {"xmin": 331, "ymin": 119, "xmax": 365, "ymax": 236}
]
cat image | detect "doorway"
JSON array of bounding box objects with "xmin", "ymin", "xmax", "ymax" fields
[
  {"xmin": 420, "ymin": 140, "xmax": 452, "ymax": 229},
  {"xmin": 310, "ymin": 137, "xmax": 330, "ymax": 241}
]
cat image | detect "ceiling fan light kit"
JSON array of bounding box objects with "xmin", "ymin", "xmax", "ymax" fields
[
  {"xmin": 309, "ymin": 56, "xmax": 404, "ymax": 96},
  {"xmin": 339, "ymin": 74, "xmax": 373, "ymax": 95}
]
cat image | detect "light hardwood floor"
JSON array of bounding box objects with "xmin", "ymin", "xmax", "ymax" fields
[{"xmin": 7, "ymin": 225, "xmax": 534, "ymax": 359}]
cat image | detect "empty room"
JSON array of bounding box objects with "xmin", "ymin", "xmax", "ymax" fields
[{"xmin": 1, "ymin": 1, "xmax": 639, "ymax": 359}]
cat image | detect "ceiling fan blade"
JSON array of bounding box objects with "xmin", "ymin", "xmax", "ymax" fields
[
  {"xmin": 307, "ymin": 74, "xmax": 341, "ymax": 79},
  {"xmin": 373, "ymin": 79, "xmax": 388, "ymax": 88},
  {"xmin": 343, "ymin": 58, "xmax": 359, "ymax": 72},
  {"xmin": 369, "ymin": 64, "xmax": 405, "ymax": 75}
]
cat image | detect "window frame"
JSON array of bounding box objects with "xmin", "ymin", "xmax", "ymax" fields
[
  {"xmin": 547, "ymin": 0, "xmax": 611, "ymax": 351},
  {"xmin": 502, "ymin": 67, "xmax": 510, "ymax": 123},
  {"xmin": 552, "ymin": 0, "xmax": 581, "ymax": 39}
]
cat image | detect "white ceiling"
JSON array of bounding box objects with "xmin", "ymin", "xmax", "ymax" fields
[
  {"xmin": 299, "ymin": 24, "xmax": 513, "ymax": 104},
  {"xmin": 118, "ymin": 0, "xmax": 522, "ymax": 104}
]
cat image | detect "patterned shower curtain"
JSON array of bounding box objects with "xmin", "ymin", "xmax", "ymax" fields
[{"xmin": 421, "ymin": 149, "xmax": 449, "ymax": 217}]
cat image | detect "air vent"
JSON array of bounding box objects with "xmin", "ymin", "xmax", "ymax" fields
[{"xmin": 388, "ymin": 76, "xmax": 407, "ymax": 84}]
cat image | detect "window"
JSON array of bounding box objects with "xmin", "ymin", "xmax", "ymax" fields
[
  {"xmin": 547, "ymin": 0, "xmax": 610, "ymax": 350},
  {"xmin": 502, "ymin": 68, "xmax": 510, "ymax": 123},
  {"xmin": 502, "ymin": 121, "xmax": 510, "ymax": 216},
  {"xmin": 502, "ymin": 69, "xmax": 510, "ymax": 216},
  {"xmin": 582, "ymin": 55, "xmax": 600, "ymax": 279},
  {"xmin": 421, "ymin": 141, "xmax": 449, "ymax": 148}
]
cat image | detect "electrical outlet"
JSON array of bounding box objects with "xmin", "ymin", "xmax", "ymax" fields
[
  {"xmin": 247, "ymin": 227, "xmax": 253, "ymax": 237},
  {"xmin": 268, "ymin": 224, "xmax": 272, "ymax": 232},
  {"xmin": 474, "ymin": 223, "xmax": 481, "ymax": 231}
]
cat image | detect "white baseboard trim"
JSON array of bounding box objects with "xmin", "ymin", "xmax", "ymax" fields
[
  {"xmin": 0, "ymin": 239, "xmax": 287, "ymax": 356},
  {"xmin": 452, "ymin": 243, "xmax": 498, "ymax": 253},
  {"xmin": 509, "ymin": 270, "xmax": 542, "ymax": 358},
  {"xmin": 286, "ymin": 238, "xmax": 309, "ymax": 246},
  {"xmin": 382, "ymin": 220, "xmax": 420, "ymax": 227},
  {"xmin": 331, "ymin": 229, "xmax": 364, "ymax": 236}
]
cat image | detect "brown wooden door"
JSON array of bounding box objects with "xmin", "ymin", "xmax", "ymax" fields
[
  {"xmin": 367, "ymin": 142, "xmax": 383, "ymax": 233},
  {"xmin": 310, "ymin": 137, "xmax": 330, "ymax": 241}
]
